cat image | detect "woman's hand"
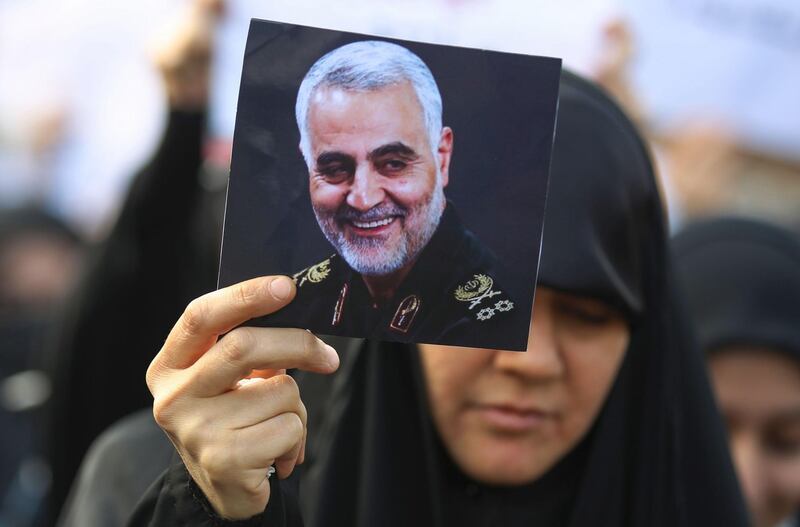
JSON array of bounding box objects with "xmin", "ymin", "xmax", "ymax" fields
[{"xmin": 146, "ymin": 275, "xmax": 339, "ymax": 520}]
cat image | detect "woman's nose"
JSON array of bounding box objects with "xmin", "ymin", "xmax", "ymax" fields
[{"xmin": 493, "ymin": 300, "xmax": 564, "ymax": 382}]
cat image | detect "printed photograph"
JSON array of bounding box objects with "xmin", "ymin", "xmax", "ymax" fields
[{"xmin": 218, "ymin": 19, "xmax": 561, "ymax": 350}]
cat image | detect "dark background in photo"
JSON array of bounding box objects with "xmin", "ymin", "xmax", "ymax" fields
[{"xmin": 218, "ymin": 19, "xmax": 560, "ymax": 350}]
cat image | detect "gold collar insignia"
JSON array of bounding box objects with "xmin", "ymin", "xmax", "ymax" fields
[{"xmin": 293, "ymin": 258, "xmax": 331, "ymax": 288}]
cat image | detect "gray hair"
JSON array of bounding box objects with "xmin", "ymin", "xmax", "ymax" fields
[{"xmin": 295, "ymin": 40, "xmax": 443, "ymax": 167}]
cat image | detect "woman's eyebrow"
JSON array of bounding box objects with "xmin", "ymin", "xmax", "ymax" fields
[
  {"xmin": 767, "ymin": 408, "xmax": 800, "ymax": 426},
  {"xmin": 368, "ymin": 142, "xmax": 419, "ymax": 160}
]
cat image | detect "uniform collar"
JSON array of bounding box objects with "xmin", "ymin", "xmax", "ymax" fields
[{"xmin": 370, "ymin": 201, "xmax": 471, "ymax": 308}]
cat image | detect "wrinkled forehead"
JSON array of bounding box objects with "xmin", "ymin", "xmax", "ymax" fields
[{"xmin": 306, "ymin": 83, "xmax": 430, "ymax": 150}]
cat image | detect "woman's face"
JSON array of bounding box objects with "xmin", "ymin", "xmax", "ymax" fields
[
  {"xmin": 709, "ymin": 348, "xmax": 800, "ymax": 527},
  {"xmin": 419, "ymin": 287, "xmax": 630, "ymax": 485}
]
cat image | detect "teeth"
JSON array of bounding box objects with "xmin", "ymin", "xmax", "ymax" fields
[{"xmin": 352, "ymin": 217, "xmax": 393, "ymax": 229}]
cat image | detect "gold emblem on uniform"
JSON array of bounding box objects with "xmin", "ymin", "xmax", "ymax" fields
[
  {"xmin": 293, "ymin": 258, "xmax": 331, "ymax": 288},
  {"xmin": 389, "ymin": 295, "xmax": 421, "ymax": 333},
  {"xmin": 455, "ymin": 273, "xmax": 502, "ymax": 309}
]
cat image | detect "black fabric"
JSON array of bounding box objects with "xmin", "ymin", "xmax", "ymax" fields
[
  {"xmin": 547, "ymin": 72, "xmax": 746, "ymax": 526},
  {"xmin": 437, "ymin": 434, "xmax": 589, "ymax": 526},
  {"xmin": 0, "ymin": 207, "xmax": 85, "ymax": 518},
  {"xmin": 537, "ymin": 86, "xmax": 647, "ymax": 319},
  {"xmin": 126, "ymin": 452, "xmax": 302, "ymax": 527},
  {"xmin": 62, "ymin": 71, "xmax": 749, "ymax": 526},
  {"xmin": 672, "ymin": 216, "xmax": 800, "ymax": 360}
]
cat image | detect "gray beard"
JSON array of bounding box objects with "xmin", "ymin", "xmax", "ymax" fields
[{"xmin": 314, "ymin": 186, "xmax": 445, "ymax": 277}]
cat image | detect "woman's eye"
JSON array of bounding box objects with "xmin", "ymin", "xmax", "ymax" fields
[
  {"xmin": 764, "ymin": 429, "xmax": 800, "ymax": 458},
  {"xmin": 555, "ymin": 303, "xmax": 613, "ymax": 325}
]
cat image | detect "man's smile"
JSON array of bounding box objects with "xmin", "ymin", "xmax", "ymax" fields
[
  {"xmin": 343, "ymin": 215, "xmax": 401, "ymax": 238},
  {"xmin": 349, "ymin": 216, "xmax": 396, "ymax": 230}
]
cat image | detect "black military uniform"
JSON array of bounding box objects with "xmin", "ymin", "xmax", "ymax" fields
[{"xmin": 266, "ymin": 204, "xmax": 529, "ymax": 350}]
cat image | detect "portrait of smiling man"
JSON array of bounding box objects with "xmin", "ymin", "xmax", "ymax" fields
[{"xmin": 270, "ymin": 39, "xmax": 526, "ymax": 346}]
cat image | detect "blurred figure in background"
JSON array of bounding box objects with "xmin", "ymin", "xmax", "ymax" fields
[
  {"xmin": 0, "ymin": 0, "xmax": 188, "ymax": 238},
  {"xmin": 0, "ymin": 208, "xmax": 84, "ymax": 315},
  {"xmin": 43, "ymin": 0, "xmax": 226, "ymax": 522},
  {"xmin": 0, "ymin": 206, "xmax": 85, "ymax": 526},
  {"xmin": 673, "ymin": 217, "xmax": 800, "ymax": 527}
]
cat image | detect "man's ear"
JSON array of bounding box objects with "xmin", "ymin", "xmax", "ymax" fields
[{"xmin": 438, "ymin": 127, "xmax": 454, "ymax": 188}]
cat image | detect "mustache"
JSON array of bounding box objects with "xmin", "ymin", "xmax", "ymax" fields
[{"xmin": 334, "ymin": 204, "xmax": 407, "ymax": 223}]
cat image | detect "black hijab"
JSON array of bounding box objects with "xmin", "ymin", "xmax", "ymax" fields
[
  {"xmin": 672, "ymin": 216, "xmax": 800, "ymax": 361},
  {"xmin": 293, "ymin": 71, "xmax": 749, "ymax": 527}
]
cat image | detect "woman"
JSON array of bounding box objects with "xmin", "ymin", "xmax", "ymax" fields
[
  {"xmin": 673, "ymin": 217, "xmax": 800, "ymax": 527},
  {"xmin": 60, "ymin": 71, "xmax": 748, "ymax": 526}
]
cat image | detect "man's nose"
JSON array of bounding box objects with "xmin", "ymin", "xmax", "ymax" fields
[
  {"xmin": 346, "ymin": 165, "xmax": 385, "ymax": 211},
  {"xmin": 492, "ymin": 304, "xmax": 564, "ymax": 382}
]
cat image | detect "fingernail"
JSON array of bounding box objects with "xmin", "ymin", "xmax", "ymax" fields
[
  {"xmin": 324, "ymin": 344, "xmax": 340, "ymax": 369},
  {"xmin": 269, "ymin": 277, "xmax": 292, "ymax": 301}
]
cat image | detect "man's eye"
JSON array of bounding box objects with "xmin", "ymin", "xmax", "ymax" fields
[
  {"xmin": 379, "ymin": 159, "xmax": 407, "ymax": 173},
  {"xmin": 317, "ymin": 166, "xmax": 350, "ymax": 182}
]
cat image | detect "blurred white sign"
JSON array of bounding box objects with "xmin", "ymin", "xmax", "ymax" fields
[
  {"xmin": 624, "ymin": 0, "xmax": 800, "ymax": 161},
  {"xmin": 210, "ymin": 0, "xmax": 621, "ymax": 139},
  {"xmin": 0, "ymin": 0, "xmax": 187, "ymax": 233}
]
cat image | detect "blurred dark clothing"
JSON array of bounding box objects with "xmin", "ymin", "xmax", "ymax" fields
[
  {"xmin": 0, "ymin": 315, "xmax": 50, "ymax": 527},
  {"xmin": 672, "ymin": 216, "xmax": 800, "ymax": 360},
  {"xmin": 0, "ymin": 206, "xmax": 85, "ymax": 527},
  {"xmin": 56, "ymin": 411, "xmax": 173, "ymax": 527},
  {"xmin": 44, "ymin": 110, "xmax": 224, "ymax": 522}
]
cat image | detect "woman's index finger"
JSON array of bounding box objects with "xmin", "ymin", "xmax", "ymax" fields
[{"xmin": 153, "ymin": 276, "xmax": 296, "ymax": 371}]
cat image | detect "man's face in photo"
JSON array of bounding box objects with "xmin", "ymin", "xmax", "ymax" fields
[{"xmin": 306, "ymin": 81, "xmax": 453, "ymax": 276}]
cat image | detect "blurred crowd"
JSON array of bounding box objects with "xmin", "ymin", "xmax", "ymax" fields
[{"xmin": 0, "ymin": 0, "xmax": 798, "ymax": 526}]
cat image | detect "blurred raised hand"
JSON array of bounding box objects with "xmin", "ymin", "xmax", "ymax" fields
[{"xmin": 152, "ymin": 0, "xmax": 225, "ymax": 110}]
